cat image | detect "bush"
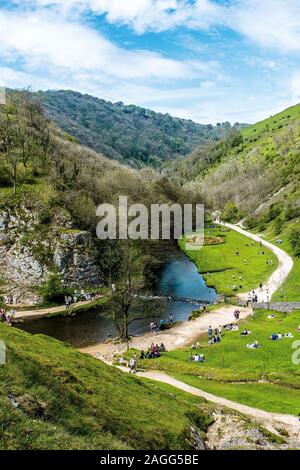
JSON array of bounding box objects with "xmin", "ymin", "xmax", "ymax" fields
[
  {"xmin": 221, "ymin": 201, "xmax": 242, "ymax": 223},
  {"xmin": 40, "ymin": 273, "xmax": 64, "ymax": 302},
  {"xmin": 273, "ymin": 216, "xmax": 284, "ymax": 235},
  {"xmin": 243, "ymin": 216, "xmax": 258, "ymax": 229},
  {"xmin": 289, "ymin": 228, "xmax": 300, "ymax": 256}
]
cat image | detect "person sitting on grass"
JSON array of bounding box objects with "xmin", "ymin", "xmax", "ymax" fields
[
  {"xmin": 208, "ymin": 334, "xmax": 221, "ymax": 345},
  {"xmin": 193, "ymin": 354, "xmax": 205, "ymax": 363},
  {"xmin": 241, "ymin": 329, "xmax": 251, "ymax": 336},
  {"xmin": 247, "ymin": 340, "xmax": 261, "ymax": 349},
  {"xmin": 269, "ymin": 333, "xmax": 279, "ymax": 341},
  {"xmin": 160, "ymin": 343, "xmax": 167, "ymax": 352},
  {"xmin": 140, "ymin": 350, "xmax": 146, "ymax": 359},
  {"xmin": 284, "ymin": 332, "xmax": 293, "ymax": 338}
]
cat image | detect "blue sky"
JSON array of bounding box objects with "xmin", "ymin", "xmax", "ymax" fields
[{"xmin": 0, "ymin": 0, "xmax": 300, "ymax": 123}]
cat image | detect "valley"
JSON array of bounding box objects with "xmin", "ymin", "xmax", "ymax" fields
[{"xmin": 0, "ymin": 88, "xmax": 299, "ymax": 451}]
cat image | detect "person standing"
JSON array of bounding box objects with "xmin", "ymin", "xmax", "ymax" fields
[{"xmin": 129, "ymin": 355, "xmax": 137, "ymax": 374}]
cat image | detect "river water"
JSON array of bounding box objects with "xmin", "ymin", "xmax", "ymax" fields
[{"xmin": 16, "ymin": 246, "xmax": 216, "ymax": 348}]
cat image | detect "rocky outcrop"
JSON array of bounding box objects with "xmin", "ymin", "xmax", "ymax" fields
[
  {"xmin": 0, "ymin": 207, "xmax": 102, "ymax": 304},
  {"xmin": 52, "ymin": 229, "xmax": 102, "ymax": 286}
]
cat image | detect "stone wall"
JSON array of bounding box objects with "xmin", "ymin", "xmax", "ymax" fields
[{"xmin": 252, "ymin": 302, "xmax": 300, "ymax": 313}]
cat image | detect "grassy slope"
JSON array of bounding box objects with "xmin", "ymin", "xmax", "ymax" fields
[
  {"xmin": 134, "ymin": 310, "xmax": 300, "ymax": 415},
  {"xmin": 180, "ymin": 226, "xmax": 277, "ymax": 297},
  {"xmin": 0, "ymin": 324, "xmax": 214, "ymax": 450},
  {"xmin": 180, "ymin": 104, "xmax": 300, "ymax": 301},
  {"xmin": 260, "ymin": 222, "xmax": 300, "ymax": 302}
]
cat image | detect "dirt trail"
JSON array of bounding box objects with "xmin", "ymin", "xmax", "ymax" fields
[
  {"xmin": 14, "ymin": 298, "xmax": 103, "ymax": 320},
  {"xmin": 80, "ymin": 305, "xmax": 252, "ymax": 360},
  {"xmin": 131, "ymin": 370, "xmax": 300, "ymax": 437},
  {"xmin": 223, "ymin": 222, "xmax": 294, "ymax": 303}
]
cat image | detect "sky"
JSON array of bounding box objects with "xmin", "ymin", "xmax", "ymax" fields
[{"xmin": 0, "ymin": 0, "xmax": 299, "ymax": 124}]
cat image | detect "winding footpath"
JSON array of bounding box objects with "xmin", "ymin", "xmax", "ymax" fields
[
  {"xmin": 12, "ymin": 224, "xmax": 298, "ymax": 436},
  {"xmin": 223, "ymin": 222, "xmax": 294, "ymax": 303},
  {"xmin": 14, "ymin": 297, "xmax": 105, "ymax": 320},
  {"xmin": 122, "ymin": 369, "xmax": 300, "ymax": 438},
  {"xmin": 82, "ymin": 223, "xmax": 298, "ymax": 438},
  {"xmin": 81, "ymin": 222, "xmax": 294, "ymax": 359}
]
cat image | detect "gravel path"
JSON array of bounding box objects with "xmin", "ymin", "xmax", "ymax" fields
[
  {"xmin": 134, "ymin": 371, "xmax": 300, "ymax": 437},
  {"xmin": 80, "ymin": 304, "xmax": 252, "ymax": 360},
  {"xmin": 223, "ymin": 222, "xmax": 294, "ymax": 302}
]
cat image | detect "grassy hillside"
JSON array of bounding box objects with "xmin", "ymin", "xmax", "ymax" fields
[
  {"xmin": 173, "ymin": 104, "xmax": 300, "ymax": 300},
  {"xmin": 131, "ymin": 309, "xmax": 300, "ymax": 415},
  {"xmin": 0, "ymin": 323, "xmax": 215, "ymax": 450},
  {"xmin": 174, "ymin": 103, "xmax": 300, "ymax": 214},
  {"xmin": 180, "ymin": 225, "xmax": 277, "ymax": 297},
  {"xmin": 39, "ymin": 89, "xmax": 229, "ymax": 168}
]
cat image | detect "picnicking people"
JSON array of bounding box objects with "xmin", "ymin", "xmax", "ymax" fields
[
  {"xmin": 140, "ymin": 343, "xmax": 167, "ymax": 360},
  {"xmin": 269, "ymin": 332, "xmax": 293, "ymax": 340},
  {"xmin": 247, "ymin": 340, "xmax": 261, "ymax": 349},
  {"xmin": 241, "ymin": 328, "xmax": 251, "ymax": 336},
  {"xmin": 192, "ymin": 353, "xmax": 205, "ymax": 363}
]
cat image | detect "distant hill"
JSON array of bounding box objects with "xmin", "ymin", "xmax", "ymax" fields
[
  {"xmin": 38, "ymin": 90, "xmax": 239, "ymax": 168},
  {"xmin": 172, "ymin": 103, "xmax": 300, "ymax": 219}
]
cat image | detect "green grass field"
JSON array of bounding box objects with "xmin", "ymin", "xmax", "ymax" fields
[
  {"xmin": 263, "ymin": 225, "xmax": 300, "ymax": 302},
  {"xmin": 0, "ymin": 323, "xmax": 215, "ymax": 450},
  {"xmin": 134, "ymin": 310, "xmax": 300, "ymax": 415},
  {"xmin": 180, "ymin": 226, "xmax": 278, "ymax": 297}
]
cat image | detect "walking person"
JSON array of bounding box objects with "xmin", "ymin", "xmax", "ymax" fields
[{"xmin": 129, "ymin": 354, "xmax": 137, "ymax": 374}]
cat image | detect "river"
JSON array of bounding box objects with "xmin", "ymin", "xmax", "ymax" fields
[{"xmin": 16, "ymin": 245, "xmax": 216, "ymax": 347}]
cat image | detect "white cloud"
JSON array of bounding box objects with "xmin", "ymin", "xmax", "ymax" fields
[
  {"xmin": 0, "ymin": 9, "xmax": 218, "ymax": 81},
  {"xmin": 229, "ymin": 0, "xmax": 300, "ymax": 52},
  {"xmin": 17, "ymin": 0, "xmax": 300, "ymax": 52},
  {"xmin": 17, "ymin": 0, "xmax": 221, "ymax": 33}
]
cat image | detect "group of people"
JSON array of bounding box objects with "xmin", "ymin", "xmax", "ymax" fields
[
  {"xmin": 0, "ymin": 307, "xmax": 16, "ymax": 323},
  {"xmin": 140, "ymin": 342, "xmax": 167, "ymax": 360},
  {"xmin": 207, "ymin": 325, "xmax": 223, "ymax": 345},
  {"xmin": 3, "ymin": 295, "xmax": 17, "ymax": 306},
  {"xmin": 65, "ymin": 289, "xmax": 101, "ymax": 309},
  {"xmin": 150, "ymin": 313, "xmax": 174, "ymax": 333},
  {"xmin": 247, "ymin": 291, "xmax": 258, "ymax": 304},
  {"xmin": 225, "ymin": 323, "xmax": 239, "ymax": 331},
  {"xmin": 269, "ymin": 331, "xmax": 293, "ymax": 341},
  {"xmin": 241, "ymin": 328, "xmax": 251, "ymax": 336},
  {"xmin": 192, "ymin": 353, "xmax": 205, "ymax": 363}
]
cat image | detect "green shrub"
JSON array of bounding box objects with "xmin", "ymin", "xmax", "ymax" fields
[
  {"xmin": 273, "ymin": 216, "xmax": 284, "ymax": 234},
  {"xmin": 289, "ymin": 228, "xmax": 300, "ymax": 256},
  {"xmin": 221, "ymin": 201, "xmax": 242, "ymax": 223},
  {"xmin": 40, "ymin": 273, "xmax": 64, "ymax": 302},
  {"xmin": 243, "ymin": 216, "xmax": 258, "ymax": 229}
]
